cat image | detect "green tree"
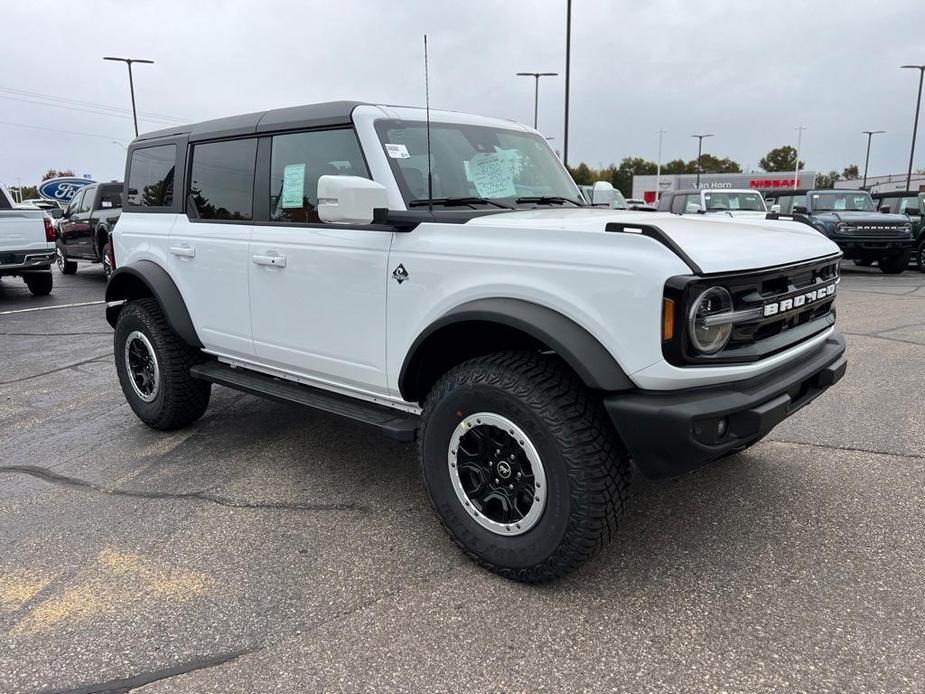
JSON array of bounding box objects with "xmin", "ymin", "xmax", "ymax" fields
[
  {"xmin": 815, "ymin": 170, "xmax": 841, "ymax": 189},
  {"xmin": 662, "ymin": 158, "xmax": 694, "ymax": 174},
  {"xmin": 9, "ymin": 185, "xmax": 38, "ymax": 200},
  {"xmin": 842, "ymin": 164, "xmax": 859, "ymax": 180},
  {"xmin": 612, "ymin": 157, "xmax": 657, "ymax": 196},
  {"xmin": 697, "ymin": 154, "xmax": 741, "ymax": 174},
  {"xmin": 567, "ymin": 163, "xmax": 594, "ymax": 186},
  {"xmin": 41, "ymin": 169, "xmax": 75, "ymax": 181},
  {"xmin": 760, "ymin": 146, "xmax": 804, "ymax": 173}
]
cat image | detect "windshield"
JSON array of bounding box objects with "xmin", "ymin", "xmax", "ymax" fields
[
  {"xmin": 375, "ymin": 119, "xmax": 584, "ymax": 207},
  {"xmin": 703, "ymin": 191, "xmax": 766, "ymax": 212},
  {"xmin": 811, "ymin": 191, "xmax": 875, "ymax": 212}
]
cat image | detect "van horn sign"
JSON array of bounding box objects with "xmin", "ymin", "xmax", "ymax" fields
[{"xmin": 38, "ymin": 177, "xmax": 96, "ymax": 203}]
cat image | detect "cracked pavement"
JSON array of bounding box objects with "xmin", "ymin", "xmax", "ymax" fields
[{"xmin": 0, "ymin": 263, "xmax": 923, "ymax": 693}]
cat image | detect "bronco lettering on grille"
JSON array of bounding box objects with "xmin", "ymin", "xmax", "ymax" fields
[{"xmin": 763, "ymin": 283, "xmax": 836, "ymax": 318}]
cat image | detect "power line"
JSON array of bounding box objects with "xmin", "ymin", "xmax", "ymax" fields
[
  {"xmin": 0, "ymin": 85, "xmax": 187, "ymax": 123},
  {"xmin": 0, "ymin": 94, "xmax": 184, "ymax": 125},
  {"xmin": 0, "ymin": 119, "xmax": 121, "ymax": 141}
]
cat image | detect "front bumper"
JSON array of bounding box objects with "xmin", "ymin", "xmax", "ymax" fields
[
  {"xmin": 833, "ymin": 236, "xmax": 913, "ymax": 258},
  {"xmin": 604, "ymin": 332, "xmax": 847, "ymax": 479}
]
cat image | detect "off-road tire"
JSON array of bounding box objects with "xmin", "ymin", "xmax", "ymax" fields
[
  {"xmin": 23, "ymin": 271, "xmax": 53, "ymax": 296},
  {"xmin": 101, "ymin": 242, "xmax": 113, "ymax": 280},
  {"xmin": 419, "ymin": 351, "xmax": 630, "ymax": 583},
  {"xmin": 853, "ymin": 258, "xmax": 873, "ymax": 267},
  {"xmin": 916, "ymin": 240, "xmax": 925, "ymax": 273},
  {"xmin": 114, "ymin": 298, "xmax": 211, "ymax": 430},
  {"xmin": 879, "ymin": 250, "xmax": 911, "ymax": 275},
  {"xmin": 56, "ymin": 244, "xmax": 77, "ymax": 274}
]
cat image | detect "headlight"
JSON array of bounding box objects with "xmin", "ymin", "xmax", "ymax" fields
[
  {"xmin": 688, "ymin": 287, "xmax": 733, "ymax": 354},
  {"xmin": 835, "ymin": 222, "xmax": 848, "ymax": 233}
]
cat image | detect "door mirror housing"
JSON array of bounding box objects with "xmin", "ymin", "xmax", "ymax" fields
[
  {"xmin": 792, "ymin": 204, "xmax": 809, "ymax": 214},
  {"xmin": 769, "ymin": 203, "xmax": 781, "ymax": 214},
  {"xmin": 317, "ymin": 176, "xmax": 389, "ymax": 225},
  {"xmin": 903, "ymin": 207, "xmax": 920, "ymax": 216},
  {"xmin": 685, "ymin": 202, "xmax": 702, "ymax": 214},
  {"xmin": 880, "ymin": 206, "xmax": 891, "ymax": 214},
  {"xmin": 49, "ymin": 207, "xmax": 64, "ymax": 219},
  {"xmin": 590, "ymin": 180, "xmax": 616, "ymax": 206}
]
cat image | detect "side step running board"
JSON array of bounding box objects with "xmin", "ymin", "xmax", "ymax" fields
[{"xmin": 190, "ymin": 361, "xmax": 418, "ymax": 442}]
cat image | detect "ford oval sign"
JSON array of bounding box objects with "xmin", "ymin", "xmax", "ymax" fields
[{"xmin": 38, "ymin": 177, "xmax": 95, "ymax": 203}]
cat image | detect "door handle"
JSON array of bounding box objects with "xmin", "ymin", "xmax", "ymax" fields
[
  {"xmin": 169, "ymin": 245, "xmax": 195, "ymax": 258},
  {"xmin": 252, "ymin": 254, "xmax": 287, "ymax": 268}
]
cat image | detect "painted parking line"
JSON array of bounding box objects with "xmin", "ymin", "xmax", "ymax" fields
[{"xmin": 0, "ymin": 300, "xmax": 105, "ymax": 316}]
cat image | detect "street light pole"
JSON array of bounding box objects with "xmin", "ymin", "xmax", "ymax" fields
[
  {"xmin": 516, "ymin": 72, "xmax": 558, "ymax": 129},
  {"xmin": 861, "ymin": 130, "xmax": 885, "ymax": 189},
  {"xmin": 900, "ymin": 65, "xmax": 925, "ymax": 190},
  {"xmin": 793, "ymin": 125, "xmax": 806, "ymax": 190},
  {"xmin": 564, "ymin": 0, "xmax": 572, "ymax": 167},
  {"xmin": 103, "ymin": 56, "xmax": 154, "ymax": 137},
  {"xmin": 655, "ymin": 129, "xmax": 666, "ymax": 203},
  {"xmin": 691, "ymin": 133, "xmax": 713, "ymax": 187}
]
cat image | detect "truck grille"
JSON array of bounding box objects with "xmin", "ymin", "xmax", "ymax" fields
[
  {"xmin": 663, "ymin": 254, "xmax": 840, "ymax": 366},
  {"xmin": 844, "ymin": 224, "xmax": 908, "ymax": 235}
]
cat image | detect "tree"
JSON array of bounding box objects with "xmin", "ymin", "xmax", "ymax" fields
[
  {"xmin": 815, "ymin": 170, "xmax": 841, "ymax": 189},
  {"xmin": 662, "ymin": 158, "xmax": 694, "ymax": 174},
  {"xmin": 841, "ymin": 164, "xmax": 859, "ymax": 180},
  {"xmin": 567, "ymin": 163, "xmax": 595, "ymax": 186},
  {"xmin": 9, "ymin": 185, "xmax": 38, "ymax": 201},
  {"xmin": 612, "ymin": 157, "xmax": 657, "ymax": 196},
  {"xmin": 41, "ymin": 169, "xmax": 75, "ymax": 181},
  {"xmin": 697, "ymin": 154, "xmax": 741, "ymax": 174},
  {"xmin": 760, "ymin": 145, "xmax": 804, "ymax": 173}
]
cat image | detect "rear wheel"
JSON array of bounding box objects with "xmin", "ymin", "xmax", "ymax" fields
[
  {"xmin": 114, "ymin": 298, "xmax": 211, "ymax": 430},
  {"xmin": 879, "ymin": 250, "xmax": 911, "ymax": 275},
  {"xmin": 23, "ymin": 271, "xmax": 53, "ymax": 296},
  {"xmin": 56, "ymin": 244, "xmax": 77, "ymax": 274},
  {"xmin": 101, "ymin": 242, "xmax": 113, "ymax": 279},
  {"xmin": 419, "ymin": 351, "xmax": 630, "ymax": 583}
]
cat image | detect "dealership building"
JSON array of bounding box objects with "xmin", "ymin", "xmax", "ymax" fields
[
  {"xmin": 834, "ymin": 172, "xmax": 925, "ymax": 193},
  {"xmin": 632, "ymin": 171, "xmax": 818, "ymax": 204}
]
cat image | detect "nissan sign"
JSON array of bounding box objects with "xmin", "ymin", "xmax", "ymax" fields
[{"xmin": 38, "ymin": 177, "xmax": 96, "ymax": 203}]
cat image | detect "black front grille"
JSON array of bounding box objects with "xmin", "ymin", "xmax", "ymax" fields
[
  {"xmin": 663, "ymin": 255, "xmax": 840, "ymax": 366},
  {"xmin": 844, "ymin": 224, "xmax": 909, "ymax": 236}
]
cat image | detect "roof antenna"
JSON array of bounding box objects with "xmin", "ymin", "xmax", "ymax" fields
[{"xmin": 424, "ymin": 34, "xmax": 433, "ymax": 214}]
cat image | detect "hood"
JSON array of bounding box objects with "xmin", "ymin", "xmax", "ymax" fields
[{"xmin": 465, "ymin": 208, "xmax": 839, "ymax": 274}]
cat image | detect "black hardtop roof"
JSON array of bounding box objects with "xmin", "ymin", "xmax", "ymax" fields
[
  {"xmin": 133, "ymin": 100, "xmax": 370, "ymax": 145},
  {"xmin": 763, "ymin": 188, "xmax": 812, "ymax": 198}
]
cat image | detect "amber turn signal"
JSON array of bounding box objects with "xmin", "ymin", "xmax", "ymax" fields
[{"xmin": 662, "ymin": 298, "xmax": 675, "ymax": 341}]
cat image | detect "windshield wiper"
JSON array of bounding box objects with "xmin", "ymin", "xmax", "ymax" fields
[
  {"xmin": 408, "ymin": 197, "xmax": 514, "ymax": 209},
  {"xmin": 515, "ymin": 196, "xmax": 584, "ymax": 207}
]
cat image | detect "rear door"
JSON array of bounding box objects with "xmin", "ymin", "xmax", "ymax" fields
[
  {"xmin": 247, "ymin": 128, "xmax": 391, "ymax": 394},
  {"xmin": 168, "ymin": 137, "xmax": 256, "ymax": 357}
]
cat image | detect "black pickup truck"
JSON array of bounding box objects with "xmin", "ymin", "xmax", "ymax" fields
[
  {"xmin": 56, "ymin": 181, "xmax": 122, "ymax": 278},
  {"xmin": 765, "ymin": 189, "xmax": 913, "ymax": 274}
]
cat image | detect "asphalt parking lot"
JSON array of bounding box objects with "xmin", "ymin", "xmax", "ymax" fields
[{"xmin": 0, "ymin": 263, "xmax": 922, "ymax": 693}]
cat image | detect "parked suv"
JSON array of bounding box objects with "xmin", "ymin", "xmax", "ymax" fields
[
  {"xmin": 657, "ymin": 189, "xmax": 768, "ymax": 218},
  {"xmin": 766, "ymin": 189, "xmax": 913, "ymax": 273},
  {"xmin": 872, "ymin": 191, "xmax": 925, "ymax": 271},
  {"xmin": 106, "ymin": 101, "xmax": 847, "ymax": 582},
  {"xmin": 56, "ymin": 181, "xmax": 122, "ymax": 278}
]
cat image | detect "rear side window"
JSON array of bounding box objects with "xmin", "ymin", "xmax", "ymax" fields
[
  {"xmin": 269, "ymin": 129, "xmax": 369, "ymax": 223},
  {"xmin": 99, "ymin": 187, "xmax": 122, "ymax": 209},
  {"xmin": 127, "ymin": 145, "xmax": 176, "ymax": 208},
  {"xmin": 188, "ymin": 138, "xmax": 257, "ymax": 221}
]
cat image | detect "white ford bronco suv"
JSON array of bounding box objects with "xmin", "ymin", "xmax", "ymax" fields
[{"xmin": 106, "ymin": 102, "xmax": 847, "ymax": 582}]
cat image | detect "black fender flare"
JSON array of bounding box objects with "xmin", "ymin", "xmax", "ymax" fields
[
  {"xmin": 398, "ymin": 298, "xmax": 634, "ymax": 400},
  {"xmin": 94, "ymin": 224, "xmax": 111, "ymax": 258},
  {"xmin": 105, "ymin": 260, "xmax": 202, "ymax": 348}
]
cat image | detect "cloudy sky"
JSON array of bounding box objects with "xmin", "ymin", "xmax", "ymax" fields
[{"xmin": 1, "ymin": 0, "xmax": 922, "ymax": 188}]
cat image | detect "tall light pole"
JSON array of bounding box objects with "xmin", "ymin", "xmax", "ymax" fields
[
  {"xmin": 655, "ymin": 129, "xmax": 666, "ymax": 203},
  {"xmin": 563, "ymin": 0, "xmax": 572, "ymax": 167},
  {"xmin": 691, "ymin": 133, "xmax": 713, "ymax": 187},
  {"xmin": 103, "ymin": 56, "xmax": 154, "ymax": 137},
  {"xmin": 900, "ymin": 65, "xmax": 925, "ymax": 190},
  {"xmin": 861, "ymin": 130, "xmax": 885, "ymax": 189},
  {"xmin": 793, "ymin": 125, "xmax": 807, "ymax": 189},
  {"xmin": 516, "ymin": 72, "xmax": 558, "ymax": 129}
]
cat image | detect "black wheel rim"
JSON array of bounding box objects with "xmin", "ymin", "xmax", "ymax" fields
[
  {"xmin": 56, "ymin": 247, "xmax": 64, "ymax": 272},
  {"xmin": 102, "ymin": 249, "xmax": 112, "ymax": 278},
  {"xmin": 448, "ymin": 413, "xmax": 546, "ymax": 535},
  {"xmin": 123, "ymin": 330, "xmax": 160, "ymax": 402}
]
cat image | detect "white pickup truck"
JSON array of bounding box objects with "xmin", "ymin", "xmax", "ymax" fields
[
  {"xmin": 106, "ymin": 101, "xmax": 847, "ymax": 582},
  {"xmin": 0, "ymin": 186, "xmax": 56, "ymax": 295}
]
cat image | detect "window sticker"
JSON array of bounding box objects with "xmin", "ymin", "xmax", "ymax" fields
[
  {"xmin": 468, "ymin": 152, "xmax": 516, "ymax": 198},
  {"xmin": 385, "ymin": 143, "xmax": 410, "ymax": 159},
  {"xmin": 281, "ymin": 163, "xmax": 306, "ymax": 208}
]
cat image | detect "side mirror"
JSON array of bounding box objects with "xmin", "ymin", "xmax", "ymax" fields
[
  {"xmin": 792, "ymin": 205, "xmax": 808, "ymax": 214},
  {"xmin": 770, "ymin": 204, "xmax": 781, "ymax": 214},
  {"xmin": 590, "ymin": 180, "xmax": 616, "ymax": 206},
  {"xmin": 317, "ymin": 176, "xmax": 389, "ymax": 225},
  {"xmin": 685, "ymin": 202, "xmax": 702, "ymax": 213},
  {"xmin": 880, "ymin": 206, "xmax": 891, "ymax": 214},
  {"xmin": 902, "ymin": 206, "xmax": 919, "ymax": 216},
  {"xmin": 49, "ymin": 208, "xmax": 64, "ymax": 219}
]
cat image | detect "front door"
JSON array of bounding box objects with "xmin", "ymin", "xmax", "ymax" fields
[
  {"xmin": 168, "ymin": 138, "xmax": 256, "ymax": 357},
  {"xmin": 60, "ymin": 188, "xmax": 93, "ymax": 257},
  {"xmin": 248, "ymin": 128, "xmax": 391, "ymax": 395}
]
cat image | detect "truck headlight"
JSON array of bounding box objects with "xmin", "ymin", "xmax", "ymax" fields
[
  {"xmin": 835, "ymin": 222, "xmax": 848, "ymax": 233},
  {"xmin": 688, "ymin": 287, "xmax": 733, "ymax": 354}
]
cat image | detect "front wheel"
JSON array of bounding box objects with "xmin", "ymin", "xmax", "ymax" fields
[
  {"xmin": 56, "ymin": 244, "xmax": 77, "ymax": 274},
  {"xmin": 114, "ymin": 298, "xmax": 211, "ymax": 430},
  {"xmin": 419, "ymin": 352, "xmax": 630, "ymax": 583},
  {"xmin": 916, "ymin": 241, "xmax": 925, "ymax": 273},
  {"xmin": 879, "ymin": 250, "xmax": 911, "ymax": 275}
]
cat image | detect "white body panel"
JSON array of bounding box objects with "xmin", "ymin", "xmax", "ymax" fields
[{"xmin": 0, "ymin": 187, "xmax": 51, "ymax": 255}]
